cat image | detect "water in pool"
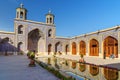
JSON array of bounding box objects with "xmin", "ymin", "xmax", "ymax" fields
[{"xmin": 37, "ymin": 57, "xmax": 119, "ymax": 80}]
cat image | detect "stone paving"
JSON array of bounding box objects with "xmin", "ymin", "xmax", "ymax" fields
[{"xmin": 0, "ymin": 55, "xmax": 58, "ymax": 80}]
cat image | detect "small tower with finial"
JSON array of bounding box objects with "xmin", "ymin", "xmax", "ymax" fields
[
  {"xmin": 16, "ymin": 3, "xmax": 27, "ymax": 20},
  {"xmin": 46, "ymin": 10, "xmax": 55, "ymax": 25}
]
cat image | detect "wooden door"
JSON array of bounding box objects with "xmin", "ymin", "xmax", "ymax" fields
[
  {"xmin": 90, "ymin": 39, "xmax": 99, "ymax": 56},
  {"xmin": 72, "ymin": 42, "xmax": 77, "ymax": 55},
  {"xmin": 104, "ymin": 36, "xmax": 118, "ymax": 57},
  {"xmin": 79, "ymin": 41, "xmax": 86, "ymax": 55}
]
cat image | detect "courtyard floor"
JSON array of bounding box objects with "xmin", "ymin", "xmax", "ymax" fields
[{"xmin": 0, "ymin": 55, "xmax": 58, "ymax": 80}]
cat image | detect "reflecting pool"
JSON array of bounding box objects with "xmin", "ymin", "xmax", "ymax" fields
[{"xmin": 37, "ymin": 57, "xmax": 120, "ymax": 80}]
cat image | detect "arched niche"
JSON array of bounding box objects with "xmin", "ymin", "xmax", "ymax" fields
[
  {"xmin": 18, "ymin": 25, "xmax": 23, "ymax": 34},
  {"xmin": 65, "ymin": 44, "xmax": 69, "ymax": 55},
  {"xmin": 48, "ymin": 29, "xmax": 52, "ymax": 37},
  {"xmin": 55, "ymin": 42, "xmax": 62, "ymax": 53},
  {"xmin": 48, "ymin": 44, "xmax": 52, "ymax": 55},
  {"xmin": 17, "ymin": 42, "xmax": 23, "ymax": 52}
]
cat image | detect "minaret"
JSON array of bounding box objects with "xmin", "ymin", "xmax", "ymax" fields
[
  {"xmin": 46, "ymin": 10, "xmax": 55, "ymax": 24},
  {"xmin": 16, "ymin": 3, "xmax": 27, "ymax": 20}
]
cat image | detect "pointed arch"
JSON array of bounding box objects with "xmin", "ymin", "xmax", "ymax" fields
[
  {"xmin": 48, "ymin": 44, "xmax": 52, "ymax": 55},
  {"xmin": 18, "ymin": 25, "xmax": 23, "ymax": 34},
  {"xmin": 48, "ymin": 29, "xmax": 52, "ymax": 37},
  {"xmin": 90, "ymin": 39, "xmax": 99, "ymax": 56},
  {"xmin": 103, "ymin": 36, "xmax": 118, "ymax": 57},
  {"xmin": 65, "ymin": 44, "xmax": 69, "ymax": 54},
  {"xmin": 28, "ymin": 29, "xmax": 41, "ymax": 52},
  {"xmin": 72, "ymin": 42, "xmax": 77, "ymax": 55},
  {"xmin": 18, "ymin": 42, "xmax": 23, "ymax": 52},
  {"xmin": 55, "ymin": 42, "xmax": 62, "ymax": 52},
  {"xmin": 79, "ymin": 40, "xmax": 86, "ymax": 55}
]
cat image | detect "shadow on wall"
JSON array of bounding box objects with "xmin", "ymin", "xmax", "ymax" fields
[{"xmin": 0, "ymin": 37, "xmax": 18, "ymax": 55}]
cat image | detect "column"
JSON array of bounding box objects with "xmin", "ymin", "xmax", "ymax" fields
[
  {"xmin": 86, "ymin": 40, "xmax": 89, "ymax": 57},
  {"xmin": 118, "ymin": 31, "xmax": 120, "ymax": 58}
]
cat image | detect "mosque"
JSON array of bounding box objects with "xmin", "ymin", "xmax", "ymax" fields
[{"xmin": 0, "ymin": 4, "xmax": 120, "ymax": 59}]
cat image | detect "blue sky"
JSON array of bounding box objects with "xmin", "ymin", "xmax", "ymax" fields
[{"xmin": 0, "ymin": 0, "xmax": 120, "ymax": 37}]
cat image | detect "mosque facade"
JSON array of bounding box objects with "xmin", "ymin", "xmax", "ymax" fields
[{"xmin": 0, "ymin": 4, "xmax": 120, "ymax": 59}]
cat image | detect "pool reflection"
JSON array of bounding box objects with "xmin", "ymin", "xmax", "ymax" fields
[
  {"xmin": 79, "ymin": 63, "xmax": 86, "ymax": 72},
  {"xmin": 90, "ymin": 65, "xmax": 99, "ymax": 76},
  {"xmin": 104, "ymin": 68, "xmax": 118, "ymax": 80},
  {"xmin": 38, "ymin": 57, "xmax": 119, "ymax": 80},
  {"xmin": 72, "ymin": 61, "xmax": 76, "ymax": 69}
]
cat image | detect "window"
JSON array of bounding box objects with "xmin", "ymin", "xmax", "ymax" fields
[
  {"xmin": 20, "ymin": 12, "xmax": 23, "ymax": 18},
  {"xmin": 50, "ymin": 17, "xmax": 52, "ymax": 23}
]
